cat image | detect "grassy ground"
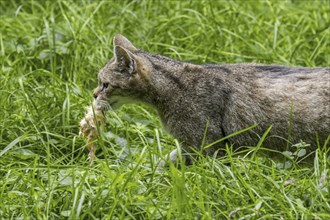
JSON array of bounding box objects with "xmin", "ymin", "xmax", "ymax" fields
[{"xmin": 0, "ymin": 0, "xmax": 329, "ymax": 219}]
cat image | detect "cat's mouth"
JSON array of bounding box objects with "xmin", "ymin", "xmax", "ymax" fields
[
  {"xmin": 93, "ymin": 99, "xmax": 113, "ymax": 112},
  {"xmin": 94, "ymin": 96, "xmax": 135, "ymax": 111}
]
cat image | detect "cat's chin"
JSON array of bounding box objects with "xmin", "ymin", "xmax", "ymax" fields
[
  {"xmin": 108, "ymin": 96, "xmax": 136, "ymax": 110},
  {"xmin": 109, "ymin": 101, "xmax": 122, "ymax": 110}
]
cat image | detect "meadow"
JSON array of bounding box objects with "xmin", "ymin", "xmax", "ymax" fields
[{"xmin": 0, "ymin": 0, "xmax": 329, "ymax": 219}]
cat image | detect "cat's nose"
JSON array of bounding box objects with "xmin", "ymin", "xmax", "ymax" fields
[{"xmin": 93, "ymin": 88, "xmax": 100, "ymax": 99}]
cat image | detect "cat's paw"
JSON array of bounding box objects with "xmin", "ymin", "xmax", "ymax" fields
[
  {"xmin": 158, "ymin": 149, "xmax": 194, "ymax": 168},
  {"xmin": 158, "ymin": 149, "xmax": 182, "ymax": 167},
  {"xmin": 158, "ymin": 149, "xmax": 179, "ymax": 168}
]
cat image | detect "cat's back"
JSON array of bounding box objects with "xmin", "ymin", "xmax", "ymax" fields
[
  {"xmin": 253, "ymin": 64, "xmax": 329, "ymax": 86},
  {"xmin": 252, "ymin": 64, "xmax": 329, "ymax": 106},
  {"xmin": 201, "ymin": 63, "xmax": 329, "ymax": 99},
  {"xmin": 199, "ymin": 63, "xmax": 329, "ymax": 144}
]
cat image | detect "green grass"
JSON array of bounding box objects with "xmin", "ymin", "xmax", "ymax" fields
[{"xmin": 0, "ymin": 0, "xmax": 329, "ymax": 219}]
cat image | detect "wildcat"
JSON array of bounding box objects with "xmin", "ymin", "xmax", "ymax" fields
[{"xmin": 89, "ymin": 34, "xmax": 329, "ymax": 164}]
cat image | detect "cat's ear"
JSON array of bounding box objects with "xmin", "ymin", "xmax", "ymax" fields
[
  {"xmin": 114, "ymin": 46, "xmax": 137, "ymax": 75},
  {"xmin": 113, "ymin": 34, "xmax": 137, "ymax": 52}
]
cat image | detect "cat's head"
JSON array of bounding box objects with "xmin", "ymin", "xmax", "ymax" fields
[{"xmin": 93, "ymin": 34, "xmax": 151, "ymax": 111}]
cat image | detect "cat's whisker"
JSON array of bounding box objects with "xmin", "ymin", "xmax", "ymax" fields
[{"xmin": 93, "ymin": 99, "xmax": 112, "ymax": 112}]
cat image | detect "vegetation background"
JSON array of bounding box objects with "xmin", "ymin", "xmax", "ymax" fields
[{"xmin": 0, "ymin": 0, "xmax": 329, "ymax": 219}]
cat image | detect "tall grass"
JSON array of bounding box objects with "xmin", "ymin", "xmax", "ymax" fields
[{"xmin": 0, "ymin": 0, "xmax": 329, "ymax": 219}]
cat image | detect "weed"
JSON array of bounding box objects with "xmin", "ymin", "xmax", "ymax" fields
[{"xmin": 0, "ymin": 0, "xmax": 329, "ymax": 219}]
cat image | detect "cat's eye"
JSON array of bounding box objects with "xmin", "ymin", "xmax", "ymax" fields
[
  {"xmin": 101, "ymin": 82, "xmax": 109, "ymax": 92},
  {"xmin": 102, "ymin": 83, "xmax": 109, "ymax": 89}
]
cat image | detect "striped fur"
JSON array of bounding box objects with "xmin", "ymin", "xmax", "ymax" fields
[{"xmin": 93, "ymin": 34, "xmax": 330, "ymax": 163}]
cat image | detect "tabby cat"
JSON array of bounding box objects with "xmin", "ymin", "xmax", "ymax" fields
[{"xmin": 86, "ymin": 34, "xmax": 329, "ymax": 164}]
